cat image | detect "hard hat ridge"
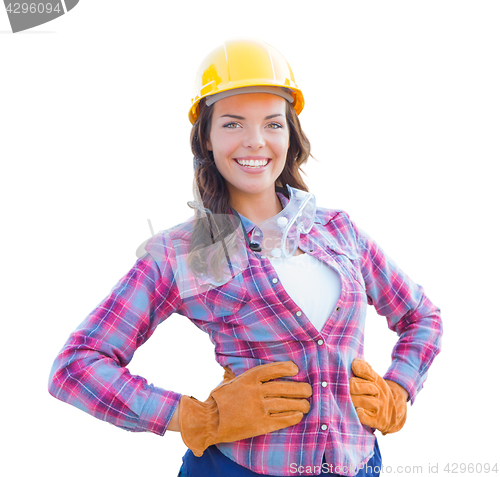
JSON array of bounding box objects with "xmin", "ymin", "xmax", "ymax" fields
[{"xmin": 205, "ymin": 85, "xmax": 294, "ymax": 107}]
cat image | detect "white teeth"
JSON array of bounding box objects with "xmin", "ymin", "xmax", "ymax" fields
[{"xmin": 236, "ymin": 159, "xmax": 269, "ymax": 167}]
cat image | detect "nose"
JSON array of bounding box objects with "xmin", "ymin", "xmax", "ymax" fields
[{"xmin": 242, "ymin": 126, "xmax": 265, "ymax": 149}]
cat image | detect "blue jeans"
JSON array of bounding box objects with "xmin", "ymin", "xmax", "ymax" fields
[{"xmin": 177, "ymin": 439, "xmax": 382, "ymax": 476}]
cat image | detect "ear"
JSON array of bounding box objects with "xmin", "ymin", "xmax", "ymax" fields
[{"xmin": 206, "ymin": 138, "xmax": 212, "ymax": 152}]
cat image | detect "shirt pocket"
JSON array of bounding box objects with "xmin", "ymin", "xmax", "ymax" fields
[
  {"xmin": 202, "ymin": 270, "xmax": 250, "ymax": 317},
  {"xmin": 326, "ymin": 242, "xmax": 366, "ymax": 290}
]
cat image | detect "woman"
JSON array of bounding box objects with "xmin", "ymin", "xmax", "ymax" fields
[{"xmin": 49, "ymin": 38, "xmax": 443, "ymax": 476}]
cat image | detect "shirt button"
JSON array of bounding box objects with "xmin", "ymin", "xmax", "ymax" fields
[
  {"xmin": 336, "ymin": 306, "xmax": 341, "ymax": 311},
  {"xmin": 296, "ymin": 311, "xmax": 302, "ymax": 317},
  {"xmin": 317, "ymin": 339, "xmax": 324, "ymax": 346},
  {"xmin": 321, "ymin": 381, "xmax": 328, "ymax": 388},
  {"xmin": 272, "ymin": 278, "xmax": 278, "ymax": 284},
  {"xmin": 321, "ymin": 424, "xmax": 328, "ymax": 431}
]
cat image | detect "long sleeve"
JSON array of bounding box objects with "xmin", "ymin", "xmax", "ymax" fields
[
  {"xmin": 48, "ymin": 234, "xmax": 183, "ymax": 435},
  {"xmin": 353, "ymin": 220, "xmax": 443, "ymax": 404}
]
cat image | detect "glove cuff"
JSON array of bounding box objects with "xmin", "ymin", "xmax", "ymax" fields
[
  {"xmin": 383, "ymin": 380, "xmax": 408, "ymax": 435},
  {"xmin": 178, "ymin": 394, "xmax": 219, "ymax": 457}
]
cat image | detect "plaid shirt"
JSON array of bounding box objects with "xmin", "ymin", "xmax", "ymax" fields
[{"xmin": 49, "ymin": 192, "xmax": 442, "ymax": 476}]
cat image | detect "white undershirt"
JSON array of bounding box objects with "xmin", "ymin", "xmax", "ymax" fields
[{"xmin": 268, "ymin": 252, "xmax": 341, "ymax": 333}]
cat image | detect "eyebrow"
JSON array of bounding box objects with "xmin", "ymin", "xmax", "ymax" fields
[{"xmin": 219, "ymin": 114, "xmax": 285, "ymax": 120}]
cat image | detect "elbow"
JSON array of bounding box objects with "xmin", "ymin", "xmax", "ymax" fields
[
  {"xmin": 47, "ymin": 335, "xmax": 110, "ymax": 401},
  {"xmin": 434, "ymin": 306, "xmax": 444, "ymax": 354},
  {"xmin": 48, "ymin": 357, "xmax": 67, "ymax": 401},
  {"xmin": 47, "ymin": 349, "xmax": 85, "ymax": 403}
]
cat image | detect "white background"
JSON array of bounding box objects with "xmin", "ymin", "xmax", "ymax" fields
[{"xmin": 1, "ymin": 1, "xmax": 499, "ymax": 476}]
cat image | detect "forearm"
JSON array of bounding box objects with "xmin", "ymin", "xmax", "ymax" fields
[
  {"xmin": 49, "ymin": 342, "xmax": 182, "ymax": 434},
  {"xmin": 167, "ymin": 403, "xmax": 180, "ymax": 432},
  {"xmin": 383, "ymin": 292, "xmax": 442, "ymax": 403}
]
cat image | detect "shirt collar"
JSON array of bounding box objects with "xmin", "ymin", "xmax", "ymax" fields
[
  {"xmin": 236, "ymin": 192, "xmax": 291, "ymax": 234},
  {"xmin": 234, "ymin": 190, "xmax": 331, "ymax": 231}
]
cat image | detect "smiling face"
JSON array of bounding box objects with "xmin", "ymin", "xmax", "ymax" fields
[{"xmin": 207, "ymin": 92, "xmax": 290, "ymax": 207}]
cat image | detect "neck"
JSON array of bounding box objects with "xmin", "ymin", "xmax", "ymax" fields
[{"xmin": 229, "ymin": 186, "xmax": 283, "ymax": 224}]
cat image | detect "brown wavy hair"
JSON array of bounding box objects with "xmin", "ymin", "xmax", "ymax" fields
[{"xmin": 186, "ymin": 97, "xmax": 314, "ymax": 281}]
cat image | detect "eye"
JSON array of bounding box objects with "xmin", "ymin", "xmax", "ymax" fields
[
  {"xmin": 267, "ymin": 122, "xmax": 283, "ymax": 129},
  {"xmin": 223, "ymin": 122, "xmax": 241, "ymax": 129}
]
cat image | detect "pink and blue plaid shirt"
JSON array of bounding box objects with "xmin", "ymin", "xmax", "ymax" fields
[{"xmin": 49, "ymin": 192, "xmax": 442, "ymax": 476}]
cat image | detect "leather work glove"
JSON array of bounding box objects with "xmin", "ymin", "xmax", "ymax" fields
[
  {"xmin": 222, "ymin": 366, "xmax": 236, "ymax": 383},
  {"xmin": 349, "ymin": 358, "xmax": 408, "ymax": 435},
  {"xmin": 179, "ymin": 361, "xmax": 312, "ymax": 457}
]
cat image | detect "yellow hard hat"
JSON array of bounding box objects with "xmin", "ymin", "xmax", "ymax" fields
[{"xmin": 189, "ymin": 38, "xmax": 304, "ymax": 124}]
